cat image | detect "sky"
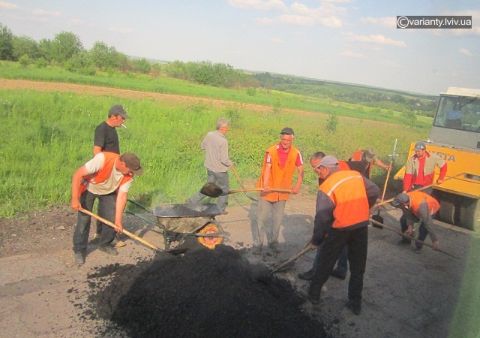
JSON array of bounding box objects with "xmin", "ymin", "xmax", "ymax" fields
[{"xmin": 0, "ymin": 0, "xmax": 479, "ymax": 95}]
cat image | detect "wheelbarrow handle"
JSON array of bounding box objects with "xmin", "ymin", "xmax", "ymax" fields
[{"xmin": 79, "ymin": 208, "xmax": 160, "ymax": 251}]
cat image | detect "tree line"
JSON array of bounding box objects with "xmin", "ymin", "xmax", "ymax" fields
[
  {"xmin": 0, "ymin": 23, "xmax": 256, "ymax": 87},
  {"xmin": 0, "ymin": 22, "xmax": 435, "ymax": 116}
]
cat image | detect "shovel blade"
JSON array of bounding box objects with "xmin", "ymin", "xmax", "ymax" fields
[{"xmin": 200, "ymin": 183, "xmax": 223, "ymax": 197}]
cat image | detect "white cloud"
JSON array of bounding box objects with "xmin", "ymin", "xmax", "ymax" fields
[
  {"xmin": 271, "ymin": 37, "xmax": 284, "ymax": 43},
  {"xmin": 459, "ymin": 48, "xmax": 473, "ymax": 57},
  {"xmin": 322, "ymin": 0, "xmax": 352, "ymax": 3},
  {"xmin": 360, "ymin": 16, "xmax": 396, "ymax": 28},
  {"xmin": 255, "ymin": 17, "xmax": 274, "ymax": 25},
  {"xmin": 0, "ymin": 1, "xmax": 16, "ymax": 9},
  {"xmin": 348, "ymin": 33, "xmax": 407, "ymax": 47},
  {"xmin": 32, "ymin": 9, "xmax": 61, "ymax": 17},
  {"xmin": 108, "ymin": 26, "xmax": 133, "ymax": 34},
  {"xmin": 231, "ymin": 0, "xmax": 344, "ymax": 28},
  {"xmin": 228, "ymin": 0, "xmax": 287, "ymax": 11},
  {"xmin": 279, "ymin": 14, "xmax": 315, "ymax": 26},
  {"xmin": 340, "ymin": 49, "xmax": 364, "ymax": 58}
]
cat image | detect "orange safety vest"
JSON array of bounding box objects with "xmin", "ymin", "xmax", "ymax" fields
[
  {"xmin": 338, "ymin": 160, "xmax": 350, "ymax": 170},
  {"xmin": 257, "ymin": 144, "xmax": 300, "ymax": 202},
  {"xmin": 319, "ymin": 170, "xmax": 370, "ymax": 229},
  {"xmin": 80, "ymin": 152, "xmax": 132, "ymax": 195},
  {"xmin": 350, "ymin": 150, "xmax": 364, "ymax": 161},
  {"xmin": 408, "ymin": 191, "xmax": 440, "ymax": 216}
]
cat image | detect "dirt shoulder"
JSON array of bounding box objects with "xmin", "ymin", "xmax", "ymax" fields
[{"xmin": 0, "ymin": 195, "xmax": 474, "ymax": 337}]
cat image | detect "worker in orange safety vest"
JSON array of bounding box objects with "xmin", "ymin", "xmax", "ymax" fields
[{"xmin": 307, "ymin": 155, "xmax": 380, "ymax": 315}]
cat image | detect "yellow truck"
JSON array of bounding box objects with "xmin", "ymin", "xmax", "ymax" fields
[{"xmin": 395, "ymin": 87, "xmax": 480, "ymax": 230}]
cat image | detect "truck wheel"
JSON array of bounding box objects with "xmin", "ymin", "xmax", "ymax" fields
[
  {"xmin": 437, "ymin": 200, "xmax": 456, "ymax": 225},
  {"xmin": 433, "ymin": 190, "xmax": 457, "ymax": 225},
  {"xmin": 458, "ymin": 198, "xmax": 480, "ymax": 231}
]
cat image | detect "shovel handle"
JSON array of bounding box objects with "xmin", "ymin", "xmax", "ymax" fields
[
  {"xmin": 79, "ymin": 208, "xmax": 159, "ymax": 251},
  {"xmin": 373, "ymin": 172, "xmax": 466, "ymax": 209},
  {"xmin": 380, "ymin": 164, "xmax": 392, "ymax": 202},
  {"xmin": 369, "ymin": 217, "xmax": 458, "ymax": 259},
  {"xmin": 229, "ymin": 188, "xmax": 293, "ymax": 194},
  {"xmin": 272, "ymin": 243, "xmax": 314, "ymax": 273}
]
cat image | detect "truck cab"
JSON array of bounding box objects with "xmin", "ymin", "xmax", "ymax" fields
[{"xmin": 396, "ymin": 87, "xmax": 480, "ymax": 230}]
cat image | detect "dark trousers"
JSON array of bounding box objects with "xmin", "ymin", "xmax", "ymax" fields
[
  {"xmin": 400, "ymin": 213, "xmax": 428, "ymax": 248},
  {"xmin": 73, "ymin": 190, "xmax": 116, "ymax": 253},
  {"xmin": 312, "ymin": 245, "xmax": 348, "ymax": 274},
  {"xmin": 309, "ymin": 226, "xmax": 368, "ymax": 302}
]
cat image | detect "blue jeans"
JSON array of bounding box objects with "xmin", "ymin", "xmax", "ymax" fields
[
  {"xmin": 189, "ymin": 170, "xmax": 229, "ymax": 211},
  {"xmin": 73, "ymin": 190, "xmax": 116, "ymax": 253}
]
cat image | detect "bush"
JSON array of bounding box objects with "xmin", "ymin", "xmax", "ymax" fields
[
  {"xmin": 18, "ymin": 54, "xmax": 31, "ymax": 67},
  {"xmin": 35, "ymin": 57, "xmax": 48, "ymax": 68},
  {"xmin": 326, "ymin": 113, "xmax": 338, "ymax": 133}
]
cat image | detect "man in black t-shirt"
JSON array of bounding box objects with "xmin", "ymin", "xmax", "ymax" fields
[
  {"xmin": 93, "ymin": 104, "xmax": 127, "ymax": 155},
  {"xmin": 92, "ymin": 105, "xmax": 128, "ymax": 242}
]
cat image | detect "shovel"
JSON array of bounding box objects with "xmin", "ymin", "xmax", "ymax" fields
[
  {"xmin": 271, "ymin": 243, "xmax": 315, "ymax": 273},
  {"xmin": 230, "ymin": 165, "xmax": 258, "ymax": 202},
  {"xmin": 372, "ymin": 172, "xmax": 466, "ymax": 209},
  {"xmin": 79, "ymin": 208, "xmax": 160, "ymax": 251},
  {"xmin": 369, "ymin": 217, "xmax": 458, "ymax": 259},
  {"xmin": 200, "ymin": 182, "xmax": 292, "ymax": 198},
  {"xmin": 373, "ymin": 139, "xmax": 397, "ymax": 225}
]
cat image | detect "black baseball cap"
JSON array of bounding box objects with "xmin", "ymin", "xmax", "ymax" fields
[
  {"xmin": 109, "ymin": 105, "xmax": 129, "ymax": 119},
  {"xmin": 280, "ymin": 127, "xmax": 294, "ymax": 135}
]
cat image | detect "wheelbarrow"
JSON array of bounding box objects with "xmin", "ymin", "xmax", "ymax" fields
[{"xmin": 152, "ymin": 203, "xmax": 225, "ymax": 250}]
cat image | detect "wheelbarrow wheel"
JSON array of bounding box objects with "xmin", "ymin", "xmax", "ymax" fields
[{"xmin": 197, "ymin": 222, "xmax": 223, "ymax": 250}]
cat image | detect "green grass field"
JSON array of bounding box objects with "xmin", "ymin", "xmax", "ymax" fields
[
  {"xmin": 0, "ymin": 61, "xmax": 432, "ymax": 127},
  {"xmin": 0, "ymin": 87, "xmax": 427, "ymax": 217}
]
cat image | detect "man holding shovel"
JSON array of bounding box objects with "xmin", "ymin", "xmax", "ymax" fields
[
  {"xmin": 348, "ymin": 148, "xmax": 391, "ymax": 179},
  {"xmin": 307, "ymin": 156, "xmax": 379, "ymax": 315},
  {"xmin": 187, "ymin": 118, "xmax": 232, "ymax": 212},
  {"xmin": 253, "ymin": 127, "xmax": 304, "ymax": 254},
  {"xmin": 391, "ymin": 191, "xmax": 440, "ymax": 252},
  {"xmin": 71, "ymin": 152, "xmax": 143, "ymax": 265}
]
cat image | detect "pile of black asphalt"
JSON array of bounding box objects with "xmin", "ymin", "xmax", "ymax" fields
[{"xmin": 84, "ymin": 244, "xmax": 329, "ymax": 338}]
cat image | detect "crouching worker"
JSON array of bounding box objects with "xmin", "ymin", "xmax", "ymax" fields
[
  {"xmin": 71, "ymin": 152, "xmax": 143, "ymax": 265},
  {"xmin": 391, "ymin": 191, "xmax": 440, "ymax": 252},
  {"xmin": 307, "ymin": 156, "xmax": 379, "ymax": 315}
]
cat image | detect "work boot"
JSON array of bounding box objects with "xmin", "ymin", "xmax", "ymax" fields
[
  {"xmin": 414, "ymin": 244, "xmax": 423, "ymax": 254},
  {"xmin": 330, "ymin": 268, "xmax": 347, "ymax": 280},
  {"xmin": 298, "ymin": 269, "xmax": 315, "ymax": 281},
  {"xmin": 74, "ymin": 252, "xmax": 85, "ymax": 266},
  {"xmin": 112, "ymin": 236, "xmax": 127, "ymax": 248},
  {"xmin": 98, "ymin": 245, "xmax": 118, "ymax": 256},
  {"xmin": 346, "ymin": 300, "xmax": 362, "ymax": 315}
]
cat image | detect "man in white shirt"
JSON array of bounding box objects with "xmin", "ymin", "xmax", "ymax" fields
[{"xmin": 70, "ymin": 152, "xmax": 142, "ymax": 265}]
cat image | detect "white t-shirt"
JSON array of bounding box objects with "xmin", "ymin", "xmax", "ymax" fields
[{"xmin": 84, "ymin": 153, "xmax": 132, "ymax": 195}]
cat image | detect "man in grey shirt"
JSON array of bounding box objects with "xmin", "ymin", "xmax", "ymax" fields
[{"xmin": 187, "ymin": 118, "xmax": 232, "ymax": 212}]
